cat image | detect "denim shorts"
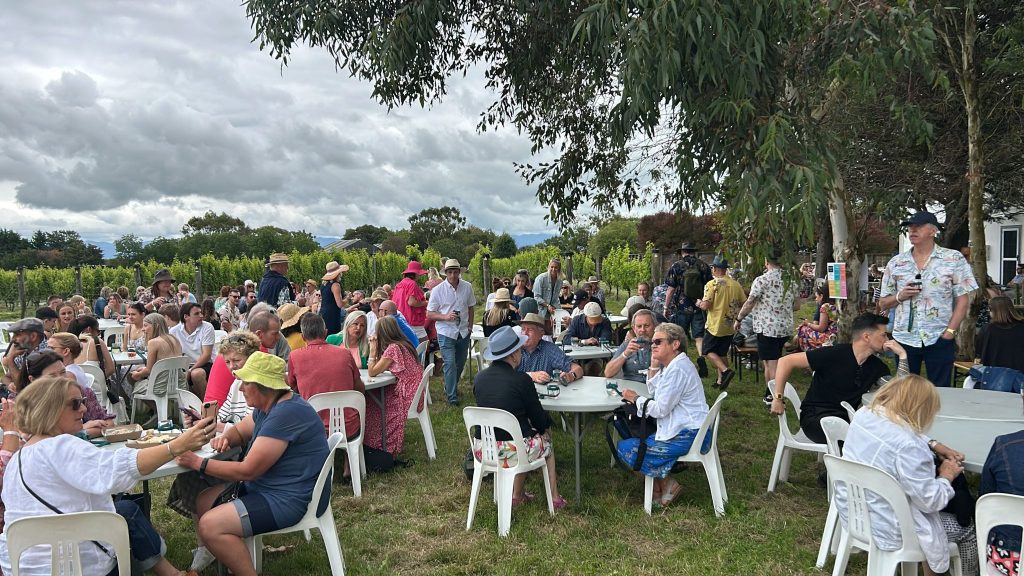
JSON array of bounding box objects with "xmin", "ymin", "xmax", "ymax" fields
[{"xmin": 232, "ymin": 490, "xmax": 283, "ymax": 537}]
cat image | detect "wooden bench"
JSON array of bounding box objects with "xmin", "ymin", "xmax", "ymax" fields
[{"xmin": 730, "ymin": 345, "xmax": 760, "ymax": 383}]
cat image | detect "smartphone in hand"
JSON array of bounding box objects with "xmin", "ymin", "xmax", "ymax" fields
[
  {"xmin": 202, "ymin": 401, "xmax": 218, "ymax": 421},
  {"xmin": 180, "ymin": 406, "xmax": 201, "ymax": 421}
]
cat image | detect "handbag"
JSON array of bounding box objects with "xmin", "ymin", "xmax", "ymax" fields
[{"xmin": 605, "ymin": 400, "xmax": 657, "ymax": 472}]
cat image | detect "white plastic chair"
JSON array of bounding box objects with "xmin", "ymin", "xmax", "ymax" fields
[
  {"xmin": 823, "ymin": 454, "xmax": 962, "ymax": 576},
  {"xmin": 80, "ymin": 363, "xmax": 129, "ymax": 425},
  {"xmin": 463, "ymin": 406, "xmax": 556, "ymax": 537},
  {"xmin": 407, "ymin": 364, "xmax": 437, "ymax": 459},
  {"xmin": 131, "ymin": 355, "xmax": 188, "ymax": 425},
  {"xmin": 975, "ymin": 493, "xmax": 1024, "ymax": 576},
  {"xmin": 643, "ymin": 392, "xmax": 729, "ymax": 516},
  {"xmin": 767, "ymin": 381, "xmax": 828, "ymax": 492},
  {"xmin": 176, "ymin": 388, "xmax": 203, "ymax": 427},
  {"xmin": 415, "ymin": 341, "xmax": 431, "ymax": 405},
  {"xmin": 308, "ymin": 390, "xmax": 366, "ymax": 497},
  {"xmin": 841, "ymin": 401, "xmax": 857, "ymax": 421},
  {"xmin": 6, "ymin": 510, "xmax": 132, "ymax": 576},
  {"xmin": 552, "ymin": 309, "xmax": 571, "ymax": 339},
  {"xmin": 213, "ymin": 329, "xmax": 228, "ymax": 346},
  {"xmin": 815, "ymin": 416, "xmax": 850, "ymax": 571},
  {"xmin": 103, "ymin": 325, "xmax": 125, "ymax": 350},
  {"xmin": 246, "ymin": 433, "xmax": 346, "ymax": 575}
]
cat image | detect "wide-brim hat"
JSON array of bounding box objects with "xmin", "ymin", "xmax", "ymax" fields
[
  {"xmin": 443, "ymin": 259, "xmax": 463, "ymax": 271},
  {"xmin": 370, "ymin": 289, "xmax": 389, "ymax": 302},
  {"xmin": 900, "ymin": 211, "xmax": 940, "ymax": 228},
  {"xmin": 680, "ymin": 242, "xmax": 697, "ymax": 251},
  {"xmin": 492, "ymin": 288, "xmax": 511, "ymax": 303},
  {"xmin": 403, "ymin": 260, "xmax": 428, "ymax": 276},
  {"xmin": 10, "ymin": 317, "xmax": 44, "ymax": 336},
  {"xmin": 269, "ymin": 252, "xmax": 290, "ymax": 265},
  {"xmin": 520, "ymin": 312, "xmax": 545, "ymax": 328},
  {"xmin": 483, "ymin": 326, "xmax": 528, "ymax": 361},
  {"xmin": 233, "ymin": 351, "xmax": 289, "ymax": 390},
  {"xmin": 277, "ymin": 303, "xmax": 309, "ymax": 329},
  {"xmin": 586, "ymin": 276, "xmax": 599, "ymax": 284},
  {"xmin": 711, "ymin": 255, "xmax": 729, "ymax": 269},
  {"xmin": 153, "ymin": 269, "xmax": 175, "ymax": 284},
  {"xmin": 322, "ymin": 261, "xmax": 350, "ymax": 281},
  {"xmin": 304, "ymin": 279, "xmax": 317, "ymax": 287}
]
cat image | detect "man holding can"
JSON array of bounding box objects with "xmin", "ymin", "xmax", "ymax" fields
[
  {"xmin": 427, "ymin": 259, "xmax": 477, "ymax": 405},
  {"xmin": 877, "ymin": 211, "xmax": 977, "ymax": 387}
]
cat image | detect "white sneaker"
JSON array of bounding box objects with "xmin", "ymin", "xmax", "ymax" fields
[{"xmin": 190, "ymin": 546, "xmax": 216, "ymax": 572}]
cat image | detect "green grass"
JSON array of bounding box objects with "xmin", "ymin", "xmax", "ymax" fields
[{"xmin": 138, "ymin": 298, "xmax": 877, "ymax": 575}]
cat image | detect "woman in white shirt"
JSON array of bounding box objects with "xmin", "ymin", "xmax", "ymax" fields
[
  {"xmin": 0, "ymin": 376, "xmax": 213, "ymax": 576},
  {"xmin": 837, "ymin": 375, "xmax": 978, "ymax": 576},
  {"xmin": 619, "ymin": 322, "xmax": 709, "ymax": 507}
]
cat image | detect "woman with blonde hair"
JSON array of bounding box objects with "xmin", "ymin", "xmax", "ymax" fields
[
  {"xmin": 128, "ymin": 313, "xmax": 183, "ymax": 385},
  {"xmin": 837, "ymin": 375, "xmax": 977, "ymax": 576},
  {"xmin": 367, "ymin": 316, "xmax": 423, "ymax": 454},
  {"xmin": 0, "ymin": 375, "xmax": 212, "ymax": 576},
  {"xmin": 483, "ymin": 288, "xmax": 518, "ymax": 337},
  {"xmin": 57, "ymin": 304, "xmax": 77, "ymax": 333},
  {"xmin": 327, "ymin": 310, "xmax": 370, "ymax": 368}
]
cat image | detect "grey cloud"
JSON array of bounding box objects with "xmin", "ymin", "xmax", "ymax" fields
[{"xmin": 46, "ymin": 71, "xmax": 99, "ymax": 108}]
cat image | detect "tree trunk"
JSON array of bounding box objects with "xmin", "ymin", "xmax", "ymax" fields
[
  {"xmin": 955, "ymin": 1, "xmax": 986, "ymax": 360},
  {"xmin": 829, "ymin": 174, "xmax": 863, "ymax": 342},
  {"xmin": 815, "ymin": 206, "xmax": 832, "ymax": 279}
]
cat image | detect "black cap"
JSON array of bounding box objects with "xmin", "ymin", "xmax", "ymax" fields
[
  {"xmin": 900, "ymin": 211, "xmax": 940, "ymax": 227},
  {"xmin": 35, "ymin": 306, "xmax": 58, "ymax": 320},
  {"xmin": 573, "ymin": 289, "xmax": 589, "ymax": 302}
]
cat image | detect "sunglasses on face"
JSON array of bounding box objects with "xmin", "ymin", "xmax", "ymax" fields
[
  {"xmin": 67, "ymin": 398, "xmax": 85, "ymax": 411},
  {"xmin": 651, "ymin": 338, "xmax": 667, "ymax": 346}
]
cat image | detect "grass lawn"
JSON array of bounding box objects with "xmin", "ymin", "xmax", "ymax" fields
[{"xmin": 139, "ymin": 298, "xmax": 880, "ymax": 575}]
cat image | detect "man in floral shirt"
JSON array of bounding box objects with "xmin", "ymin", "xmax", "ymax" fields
[
  {"xmin": 878, "ymin": 211, "xmax": 977, "ymax": 388},
  {"xmin": 735, "ymin": 251, "xmax": 796, "ymax": 402}
]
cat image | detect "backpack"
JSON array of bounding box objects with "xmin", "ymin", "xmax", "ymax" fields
[{"xmin": 682, "ymin": 263, "xmax": 704, "ymax": 301}]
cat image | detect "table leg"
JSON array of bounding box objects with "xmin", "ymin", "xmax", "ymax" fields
[{"xmin": 574, "ymin": 413, "xmax": 582, "ymax": 499}]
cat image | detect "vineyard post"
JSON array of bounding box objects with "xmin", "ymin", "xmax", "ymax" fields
[
  {"xmin": 481, "ymin": 254, "xmax": 491, "ymax": 301},
  {"xmin": 371, "ymin": 255, "xmax": 377, "ymax": 289},
  {"xmin": 74, "ymin": 265, "xmax": 82, "ymax": 295},
  {"xmin": 193, "ymin": 263, "xmax": 203, "ymax": 299},
  {"xmin": 651, "ymin": 247, "xmax": 660, "ymax": 285},
  {"xmin": 133, "ymin": 264, "xmax": 142, "ymax": 289},
  {"xmin": 563, "ymin": 252, "xmax": 573, "ymax": 285},
  {"xmin": 17, "ymin": 267, "xmax": 25, "ymax": 318}
]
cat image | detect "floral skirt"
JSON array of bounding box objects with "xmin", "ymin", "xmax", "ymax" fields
[
  {"xmin": 615, "ymin": 429, "xmax": 711, "ymax": 478},
  {"xmin": 797, "ymin": 324, "xmax": 837, "ymax": 351},
  {"xmin": 473, "ymin": 431, "xmax": 551, "ymax": 469}
]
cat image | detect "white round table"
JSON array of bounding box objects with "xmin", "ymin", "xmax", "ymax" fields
[
  {"xmin": 537, "ymin": 376, "xmax": 650, "ymax": 498},
  {"xmin": 560, "ymin": 344, "xmax": 614, "ymax": 361},
  {"xmin": 925, "ymin": 419, "xmax": 1022, "ymax": 473},
  {"xmin": 361, "ymin": 370, "xmax": 396, "ymax": 448},
  {"xmin": 932, "ymin": 387, "xmax": 1024, "ymax": 423}
]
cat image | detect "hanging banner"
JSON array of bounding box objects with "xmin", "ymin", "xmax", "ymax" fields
[{"xmin": 827, "ymin": 262, "xmax": 848, "ymax": 299}]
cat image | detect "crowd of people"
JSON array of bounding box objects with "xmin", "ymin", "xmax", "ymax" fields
[{"xmin": 0, "ymin": 208, "xmax": 1020, "ymax": 575}]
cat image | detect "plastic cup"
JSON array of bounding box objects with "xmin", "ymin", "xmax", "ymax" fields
[{"xmin": 546, "ymin": 384, "xmax": 560, "ymax": 398}]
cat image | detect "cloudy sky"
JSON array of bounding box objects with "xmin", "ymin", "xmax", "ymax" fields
[{"xmin": 0, "ymin": 1, "xmax": 608, "ymax": 244}]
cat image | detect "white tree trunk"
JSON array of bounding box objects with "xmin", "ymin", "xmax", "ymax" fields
[{"xmin": 829, "ymin": 174, "xmax": 863, "ymax": 341}]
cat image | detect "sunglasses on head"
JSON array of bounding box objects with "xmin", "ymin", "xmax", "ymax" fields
[{"xmin": 67, "ymin": 397, "xmax": 85, "ymax": 411}]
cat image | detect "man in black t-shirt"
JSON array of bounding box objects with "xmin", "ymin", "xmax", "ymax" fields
[{"xmin": 769, "ymin": 313, "xmax": 909, "ymax": 443}]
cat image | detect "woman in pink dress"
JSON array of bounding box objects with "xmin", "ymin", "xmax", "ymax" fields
[{"xmin": 366, "ymin": 316, "xmax": 425, "ymax": 455}]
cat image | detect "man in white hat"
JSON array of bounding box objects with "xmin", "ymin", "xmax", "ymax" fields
[
  {"xmin": 586, "ymin": 276, "xmax": 606, "ymax": 307},
  {"xmin": 257, "ymin": 252, "xmax": 294, "ymax": 307},
  {"xmin": 426, "ymin": 259, "xmax": 476, "ymax": 405}
]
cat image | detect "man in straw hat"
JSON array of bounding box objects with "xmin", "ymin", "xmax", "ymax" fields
[
  {"xmin": 517, "ymin": 313, "xmax": 583, "ymax": 384},
  {"xmin": 426, "ymin": 259, "xmax": 476, "ymax": 405},
  {"xmin": 392, "ymin": 260, "xmax": 429, "ymax": 340},
  {"xmin": 257, "ymin": 252, "xmax": 295, "ymax": 307}
]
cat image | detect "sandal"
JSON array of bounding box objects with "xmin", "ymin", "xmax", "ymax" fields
[
  {"xmin": 660, "ymin": 481, "xmax": 683, "ymax": 507},
  {"xmin": 552, "ymin": 495, "xmax": 568, "ymax": 510},
  {"xmin": 511, "ymin": 491, "xmax": 536, "ymax": 507}
]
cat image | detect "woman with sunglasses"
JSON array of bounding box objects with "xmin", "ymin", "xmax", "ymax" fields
[
  {"xmin": 14, "ymin": 349, "xmax": 112, "ymax": 439},
  {"xmin": 0, "ymin": 375, "xmax": 213, "ymax": 576},
  {"xmin": 47, "ymin": 334, "xmax": 115, "ymax": 433},
  {"xmin": 618, "ymin": 323, "xmax": 709, "ymax": 507}
]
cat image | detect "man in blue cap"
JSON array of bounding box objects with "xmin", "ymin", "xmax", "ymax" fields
[
  {"xmin": 697, "ymin": 256, "xmax": 746, "ymax": 390},
  {"xmin": 877, "ymin": 211, "xmax": 977, "ymax": 387}
]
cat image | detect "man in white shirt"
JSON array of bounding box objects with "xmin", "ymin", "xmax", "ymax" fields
[
  {"xmin": 427, "ymin": 259, "xmax": 477, "ymax": 405},
  {"xmin": 171, "ymin": 302, "xmax": 214, "ymax": 397}
]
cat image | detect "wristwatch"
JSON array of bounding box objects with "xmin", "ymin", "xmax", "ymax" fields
[
  {"xmin": 774, "ymin": 393, "xmax": 784, "ymax": 401},
  {"xmin": 944, "ymin": 328, "xmax": 957, "ymax": 337}
]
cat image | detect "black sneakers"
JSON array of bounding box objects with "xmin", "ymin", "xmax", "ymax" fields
[
  {"xmin": 719, "ymin": 368, "xmax": 735, "ymax": 391},
  {"xmin": 763, "ymin": 387, "xmax": 774, "ymax": 406},
  {"xmin": 696, "ymin": 356, "xmax": 709, "ymax": 378}
]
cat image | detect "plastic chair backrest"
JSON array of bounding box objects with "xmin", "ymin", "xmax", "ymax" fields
[
  {"xmin": 150, "ymin": 356, "xmax": 188, "ymax": 396},
  {"xmin": 463, "ymin": 407, "xmax": 527, "ymax": 468},
  {"xmin": 416, "ymin": 341, "xmax": 428, "ymax": 364},
  {"xmin": 310, "ymin": 433, "xmax": 344, "ymax": 516},
  {"xmin": 79, "ymin": 363, "xmax": 106, "ymax": 394},
  {"xmin": 214, "ymin": 330, "xmax": 228, "ymax": 346},
  {"xmin": 823, "ymin": 454, "xmax": 919, "ymax": 552},
  {"xmin": 6, "ymin": 511, "xmax": 131, "ymax": 576},
  {"xmin": 553, "ymin": 310, "xmax": 571, "ymax": 334},
  {"xmin": 841, "ymin": 401, "xmax": 856, "ymax": 421},
  {"xmin": 176, "ymin": 388, "xmax": 202, "ymax": 415},
  {"xmin": 307, "ymin": 390, "xmax": 365, "ymax": 438},
  {"xmin": 975, "ymin": 493, "xmax": 1024, "ymax": 570},
  {"xmin": 104, "ymin": 326, "xmax": 125, "ymax": 349},
  {"xmin": 408, "ymin": 364, "xmax": 433, "ymax": 417},
  {"xmin": 819, "ymin": 416, "xmax": 849, "ymax": 457},
  {"xmin": 689, "ymin": 391, "xmax": 727, "ymax": 456}
]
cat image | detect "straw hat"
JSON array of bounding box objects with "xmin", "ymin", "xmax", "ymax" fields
[
  {"xmin": 370, "ymin": 289, "xmax": 389, "ymax": 302},
  {"xmin": 277, "ymin": 303, "xmax": 309, "ymax": 330},
  {"xmin": 586, "ymin": 276, "xmax": 599, "ymax": 284},
  {"xmin": 304, "ymin": 279, "xmax": 317, "ymax": 288},
  {"xmin": 443, "ymin": 259, "xmax": 463, "ymax": 271},
  {"xmin": 232, "ymin": 352, "xmax": 289, "ymax": 390},
  {"xmin": 492, "ymin": 288, "xmax": 511, "ymax": 303},
  {"xmin": 520, "ymin": 312, "xmax": 545, "ymax": 328},
  {"xmin": 269, "ymin": 253, "xmax": 290, "ymax": 265},
  {"xmin": 322, "ymin": 261, "xmax": 350, "ymax": 281}
]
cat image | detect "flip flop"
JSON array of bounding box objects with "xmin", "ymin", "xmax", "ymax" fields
[
  {"xmin": 660, "ymin": 481, "xmax": 683, "ymax": 507},
  {"xmin": 511, "ymin": 491, "xmax": 536, "ymax": 507}
]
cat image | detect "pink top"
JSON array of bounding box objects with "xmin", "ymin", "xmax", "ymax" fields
[
  {"xmin": 204, "ymin": 355, "xmax": 234, "ymax": 404},
  {"xmin": 392, "ymin": 277, "xmax": 427, "ymax": 327},
  {"xmin": 287, "ymin": 340, "xmax": 363, "ymax": 437}
]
